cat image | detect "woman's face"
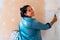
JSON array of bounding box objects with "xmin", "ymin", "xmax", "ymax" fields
[{"xmin": 25, "ymin": 6, "xmax": 34, "ymax": 17}]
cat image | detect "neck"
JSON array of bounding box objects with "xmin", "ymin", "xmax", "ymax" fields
[{"xmin": 25, "ymin": 16, "xmax": 32, "ymax": 18}]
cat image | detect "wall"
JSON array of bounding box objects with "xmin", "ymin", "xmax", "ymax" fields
[{"xmin": 44, "ymin": 0, "xmax": 60, "ymax": 40}]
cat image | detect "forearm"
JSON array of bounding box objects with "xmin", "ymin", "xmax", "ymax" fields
[{"xmin": 50, "ymin": 21, "xmax": 55, "ymax": 25}]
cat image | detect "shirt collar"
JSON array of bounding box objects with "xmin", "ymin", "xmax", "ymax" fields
[{"xmin": 22, "ymin": 17, "xmax": 35, "ymax": 22}]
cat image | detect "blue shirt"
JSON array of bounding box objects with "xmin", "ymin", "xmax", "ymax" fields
[{"xmin": 19, "ymin": 17, "xmax": 51, "ymax": 40}]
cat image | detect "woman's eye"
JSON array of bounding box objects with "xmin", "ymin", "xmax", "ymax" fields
[{"xmin": 29, "ymin": 10, "xmax": 31, "ymax": 12}]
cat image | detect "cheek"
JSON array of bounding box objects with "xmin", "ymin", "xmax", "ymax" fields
[
  {"xmin": 30, "ymin": 12, "xmax": 33, "ymax": 15},
  {"xmin": 31, "ymin": 13, "xmax": 34, "ymax": 16},
  {"xmin": 28, "ymin": 12, "xmax": 31, "ymax": 14},
  {"xmin": 27, "ymin": 11, "xmax": 31, "ymax": 15},
  {"xmin": 26, "ymin": 12, "xmax": 31, "ymax": 16},
  {"xmin": 26, "ymin": 11, "xmax": 34, "ymax": 16},
  {"xmin": 31, "ymin": 12, "xmax": 34, "ymax": 15}
]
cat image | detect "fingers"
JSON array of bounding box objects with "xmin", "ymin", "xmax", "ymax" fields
[{"xmin": 54, "ymin": 14, "xmax": 56, "ymax": 17}]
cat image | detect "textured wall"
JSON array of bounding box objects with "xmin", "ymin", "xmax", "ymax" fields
[{"xmin": 44, "ymin": 0, "xmax": 60, "ymax": 40}]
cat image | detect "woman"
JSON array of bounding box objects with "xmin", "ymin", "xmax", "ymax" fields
[{"xmin": 19, "ymin": 5, "xmax": 57, "ymax": 40}]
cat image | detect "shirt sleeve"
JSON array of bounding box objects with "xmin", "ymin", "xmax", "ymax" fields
[{"xmin": 30, "ymin": 19, "xmax": 52, "ymax": 30}]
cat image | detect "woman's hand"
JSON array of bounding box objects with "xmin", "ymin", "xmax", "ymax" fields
[{"xmin": 50, "ymin": 14, "xmax": 57, "ymax": 25}]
